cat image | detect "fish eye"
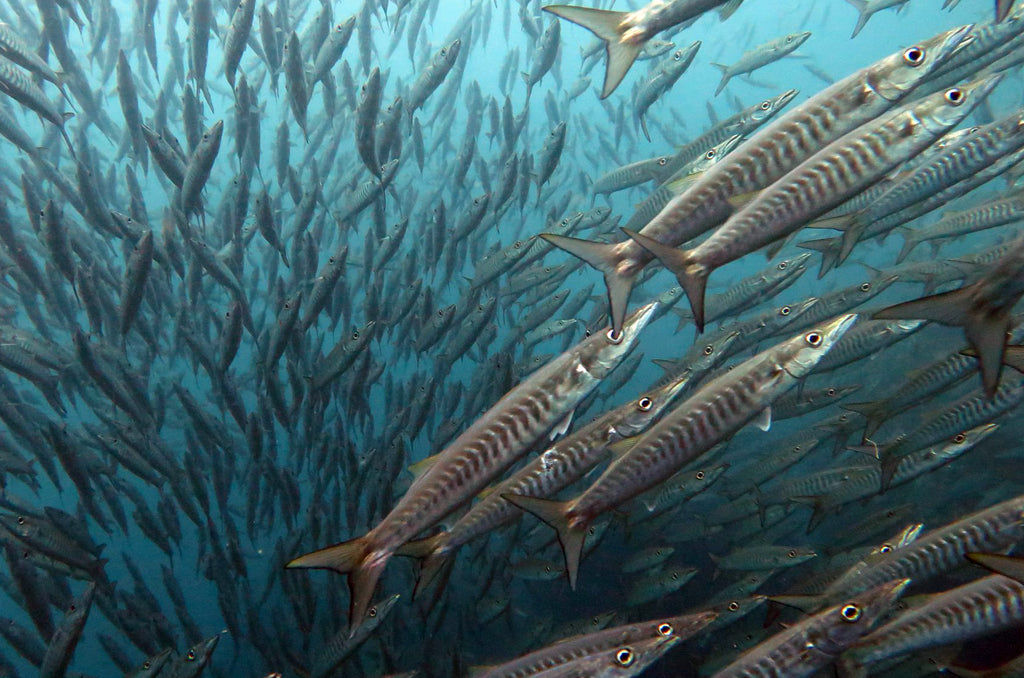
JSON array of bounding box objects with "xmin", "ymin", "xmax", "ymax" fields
[
  {"xmin": 16, "ymin": 516, "xmax": 24, "ymax": 524},
  {"xmin": 786, "ymin": 36, "xmax": 793, "ymax": 42},
  {"xmin": 673, "ymin": 51, "xmax": 682, "ymax": 60},
  {"xmin": 615, "ymin": 648, "xmax": 634, "ymax": 666},
  {"xmin": 945, "ymin": 88, "xmax": 964, "ymax": 105},
  {"xmin": 703, "ymin": 345, "xmax": 714, "ymax": 355},
  {"xmin": 760, "ymin": 100, "xmax": 771, "ymax": 110},
  {"xmin": 696, "ymin": 470, "xmax": 705, "ymax": 480},
  {"xmin": 658, "ymin": 623, "xmax": 673, "ymax": 636},
  {"xmin": 879, "ymin": 544, "xmax": 892, "ymax": 553},
  {"xmin": 780, "ymin": 305, "xmax": 792, "ymax": 316},
  {"xmin": 827, "ymin": 388, "xmax": 837, "ymax": 396},
  {"xmin": 585, "ymin": 329, "xmax": 592, "ymax": 337},
  {"xmin": 440, "ymin": 48, "xmax": 447, "ymax": 56},
  {"xmin": 588, "ymin": 525, "xmax": 597, "ymax": 535},
  {"xmin": 728, "ymin": 601, "xmax": 740, "ymax": 611},
  {"xmin": 903, "ymin": 46, "xmax": 924, "ymax": 65},
  {"xmin": 705, "ymin": 149, "xmax": 716, "ymax": 160},
  {"xmin": 787, "ymin": 550, "xmax": 797, "ymax": 558},
  {"xmin": 860, "ymin": 282, "xmax": 871, "ymax": 292},
  {"xmin": 369, "ymin": 606, "xmax": 378, "ymax": 617},
  {"xmin": 805, "ymin": 331, "xmax": 822, "ymax": 346},
  {"xmin": 561, "ymin": 218, "xmax": 569, "ymax": 226},
  {"xmin": 514, "ymin": 241, "xmax": 522, "ymax": 248},
  {"xmin": 186, "ymin": 650, "xmax": 196, "ymax": 661},
  {"xmin": 840, "ymin": 604, "xmax": 861, "ymax": 622},
  {"xmin": 658, "ymin": 157, "xmax": 667, "ymax": 166},
  {"xmin": 637, "ymin": 397, "xmax": 653, "ymax": 411},
  {"xmin": 777, "ymin": 261, "xmax": 787, "ymax": 270},
  {"xmin": 606, "ymin": 328, "xmax": 623, "ymax": 344},
  {"xmin": 143, "ymin": 663, "xmax": 151, "ymax": 669},
  {"xmin": 352, "ymin": 331, "xmax": 359, "ymax": 339},
  {"xmin": 953, "ymin": 433, "xmax": 966, "ymax": 443},
  {"xmin": 69, "ymin": 604, "xmax": 76, "ymax": 611}
]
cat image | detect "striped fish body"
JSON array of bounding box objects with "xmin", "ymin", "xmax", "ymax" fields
[
  {"xmin": 824, "ymin": 495, "xmax": 1024, "ymax": 602},
  {"xmin": 433, "ymin": 375, "xmax": 689, "ymax": 556},
  {"xmin": 637, "ymin": 25, "xmax": 971, "ymax": 253},
  {"xmin": 477, "ymin": 611, "xmax": 715, "ymax": 678},
  {"xmin": 571, "ymin": 317, "xmax": 853, "ymax": 522},
  {"xmin": 845, "ymin": 575, "xmax": 1024, "ymax": 669},
  {"xmin": 593, "ymin": 155, "xmax": 671, "ymax": 195},
  {"xmin": 656, "ymin": 91, "xmax": 799, "ymax": 182},
  {"xmin": 869, "ymin": 111, "xmax": 1024, "ymax": 224},
  {"xmin": 709, "ymin": 579, "xmax": 908, "ymax": 678},
  {"xmin": 682, "ymin": 75, "xmax": 999, "ymax": 280},
  {"xmin": 288, "ymin": 302, "xmax": 657, "ymax": 628},
  {"xmin": 625, "ymin": 134, "xmax": 744, "ymax": 232}
]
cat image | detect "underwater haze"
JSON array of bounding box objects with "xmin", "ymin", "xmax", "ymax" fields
[{"xmin": 3, "ymin": 0, "xmax": 1024, "ymax": 677}]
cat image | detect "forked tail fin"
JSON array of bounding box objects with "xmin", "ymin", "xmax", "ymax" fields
[
  {"xmin": 845, "ymin": 0, "xmax": 871, "ymax": 37},
  {"xmin": 622, "ymin": 228, "xmax": 708, "ymax": 332},
  {"xmin": 540, "ymin": 233, "xmax": 636, "ymax": 334},
  {"xmin": 286, "ymin": 535, "xmax": 387, "ymax": 634},
  {"xmin": 874, "ymin": 287, "xmax": 1009, "ymax": 397},
  {"xmin": 967, "ymin": 552, "xmax": 1024, "ymax": 582},
  {"xmin": 502, "ymin": 494, "xmax": 587, "ymax": 590},
  {"xmin": 543, "ymin": 6, "xmax": 640, "ymax": 98},
  {"xmin": 711, "ymin": 63, "xmax": 731, "ymax": 96}
]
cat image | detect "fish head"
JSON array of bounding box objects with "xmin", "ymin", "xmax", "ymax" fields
[
  {"xmin": 920, "ymin": 73, "xmax": 1004, "ymax": 133},
  {"xmin": 873, "ymin": 24, "xmax": 973, "ymax": 101},
  {"xmin": 613, "ymin": 372, "xmax": 692, "ymax": 436},
  {"xmin": 752, "ymin": 89, "xmax": 798, "ymax": 124},
  {"xmin": 784, "ymin": 31, "xmax": 812, "ymax": 49},
  {"xmin": 935, "ymin": 422, "xmax": 998, "ymax": 460},
  {"xmin": 598, "ymin": 634, "xmax": 681, "ymax": 677},
  {"xmin": 820, "ymin": 578, "xmax": 910, "ymax": 652},
  {"xmin": 781, "ymin": 313, "xmax": 858, "ymax": 379},
  {"xmin": 578, "ymin": 301, "xmax": 658, "ymax": 379}
]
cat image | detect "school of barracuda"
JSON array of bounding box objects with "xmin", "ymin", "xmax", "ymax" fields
[{"xmin": 6, "ymin": 0, "xmax": 1024, "ymax": 675}]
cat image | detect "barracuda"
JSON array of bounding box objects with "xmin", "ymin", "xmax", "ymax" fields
[
  {"xmin": 624, "ymin": 134, "xmax": 744, "ymax": 233},
  {"xmin": 840, "ymin": 574, "xmax": 1024, "ymax": 675},
  {"xmin": 709, "ymin": 579, "xmax": 909, "ymax": 678},
  {"xmin": 476, "ymin": 609, "xmax": 715, "ymax": 678},
  {"xmin": 397, "ymin": 374, "xmax": 690, "ymax": 595},
  {"xmin": 508, "ymin": 314, "xmax": 855, "ymax": 587},
  {"xmin": 775, "ymin": 495, "xmax": 1024, "ymax": 613},
  {"xmin": 630, "ymin": 73, "xmax": 1001, "ymax": 331},
  {"xmin": 833, "ymin": 108, "xmax": 1024, "ymax": 263},
  {"xmin": 287, "ymin": 302, "xmax": 658, "ymax": 630},
  {"xmin": 544, "ymin": 24, "xmax": 972, "ymax": 334}
]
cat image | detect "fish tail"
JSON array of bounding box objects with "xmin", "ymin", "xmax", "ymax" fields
[
  {"xmin": 836, "ymin": 656, "xmax": 869, "ymax": 678},
  {"xmin": 837, "ymin": 219, "xmax": 865, "ymax": 265},
  {"xmin": 845, "ymin": 0, "xmax": 870, "ymax": 37},
  {"xmin": 540, "ymin": 233, "xmax": 635, "ymax": 334},
  {"xmin": 395, "ymin": 533, "xmax": 452, "ymax": 599},
  {"xmin": 797, "ymin": 236, "xmax": 841, "ymax": 279},
  {"xmin": 502, "ymin": 493, "xmax": 587, "ymax": 590},
  {"xmin": 788, "ymin": 495, "xmax": 828, "ymax": 533},
  {"xmin": 711, "ymin": 63, "xmax": 730, "ymax": 96},
  {"xmin": 895, "ymin": 228, "xmax": 919, "ymax": 264},
  {"xmin": 418, "ymin": 552, "xmax": 453, "ymax": 600},
  {"xmin": 874, "ymin": 287, "xmax": 1008, "ymax": 396},
  {"xmin": 967, "ymin": 552, "xmax": 1024, "ymax": 582},
  {"xmin": 622, "ymin": 228, "xmax": 708, "ymax": 332},
  {"xmin": 839, "ymin": 402, "xmax": 884, "ymax": 440},
  {"xmin": 286, "ymin": 535, "xmax": 387, "ymax": 632},
  {"xmin": 768, "ymin": 592, "xmax": 827, "ymax": 613},
  {"xmin": 543, "ymin": 6, "xmax": 639, "ymax": 98},
  {"xmin": 639, "ymin": 113, "xmax": 651, "ymax": 143},
  {"xmin": 997, "ymin": 0, "xmax": 1015, "ymax": 22}
]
